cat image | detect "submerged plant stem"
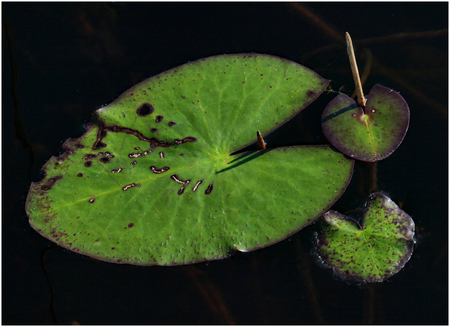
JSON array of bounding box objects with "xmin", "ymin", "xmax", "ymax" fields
[
  {"xmin": 295, "ymin": 238, "xmax": 325, "ymax": 324},
  {"xmin": 185, "ymin": 266, "xmax": 235, "ymax": 324},
  {"xmin": 288, "ymin": 3, "xmax": 344, "ymax": 44}
]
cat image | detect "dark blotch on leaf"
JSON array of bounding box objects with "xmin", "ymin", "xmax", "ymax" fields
[
  {"xmin": 100, "ymin": 157, "xmax": 110, "ymax": 164},
  {"xmin": 182, "ymin": 136, "xmax": 197, "ymax": 143},
  {"xmin": 150, "ymin": 166, "xmax": 170, "ymax": 174},
  {"xmin": 128, "ymin": 223, "xmax": 134, "ymax": 228},
  {"xmin": 178, "ymin": 186, "xmax": 186, "ymax": 195},
  {"xmin": 192, "ymin": 180, "xmax": 203, "ymax": 192},
  {"xmin": 85, "ymin": 161, "xmax": 92, "ymax": 167},
  {"xmin": 77, "ymin": 173, "xmax": 83, "ymax": 177},
  {"xmin": 128, "ymin": 152, "xmax": 141, "ymax": 158},
  {"xmin": 168, "ymin": 121, "xmax": 177, "ymax": 126},
  {"xmin": 89, "ymin": 198, "xmax": 95, "ymax": 203},
  {"xmin": 136, "ymin": 103, "xmax": 154, "ymax": 116},
  {"xmin": 40, "ymin": 175, "xmax": 63, "ymax": 191},
  {"xmin": 155, "ymin": 115, "xmax": 164, "ymax": 123},
  {"xmin": 93, "ymin": 129, "xmax": 108, "ymax": 150},
  {"xmin": 122, "ymin": 183, "xmax": 140, "ymax": 191},
  {"xmin": 151, "ymin": 128, "xmax": 158, "ymax": 133},
  {"xmin": 205, "ymin": 182, "xmax": 214, "ymax": 195},
  {"xmin": 93, "ymin": 141, "xmax": 107, "ymax": 150},
  {"xmin": 171, "ymin": 174, "xmax": 186, "ymax": 184},
  {"xmin": 102, "ymin": 152, "xmax": 115, "ymax": 158}
]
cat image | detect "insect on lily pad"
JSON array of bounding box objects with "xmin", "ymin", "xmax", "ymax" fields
[
  {"xmin": 26, "ymin": 53, "xmax": 354, "ymax": 266},
  {"xmin": 316, "ymin": 193, "xmax": 415, "ymax": 282}
]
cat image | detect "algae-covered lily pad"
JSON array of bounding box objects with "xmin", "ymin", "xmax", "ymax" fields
[
  {"xmin": 321, "ymin": 84, "xmax": 410, "ymax": 162},
  {"xmin": 317, "ymin": 193, "xmax": 415, "ymax": 282},
  {"xmin": 26, "ymin": 54, "xmax": 354, "ymax": 266}
]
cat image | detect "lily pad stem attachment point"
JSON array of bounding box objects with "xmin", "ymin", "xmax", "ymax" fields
[
  {"xmin": 256, "ymin": 130, "xmax": 266, "ymax": 150},
  {"xmin": 346, "ymin": 32, "xmax": 366, "ymax": 109}
]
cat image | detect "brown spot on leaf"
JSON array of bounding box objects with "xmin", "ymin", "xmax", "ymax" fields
[
  {"xmin": 85, "ymin": 154, "xmax": 97, "ymax": 160},
  {"xmin": 93, "ymin": 128, "xmax": 108, "ymax": 150},
  {"xmin": 102, "ymin": 152, "xmax": 115, "ymax": 158},
  {"xmin": 122, "ymin": 183, "xmax": 141, "ymax": 191},
  {"xmin": 192, "ymin": 180, "xmax": 203, "ymax": 192},
  {"xmin": 171, "ymin": 174, "xmax": 185, "ymax": 184},
  {"xmin": 40, "ymin": 175, "xmax": 63, "ymax": 191},
  {"xmin": 182, "ymin": 136, "xmax": 197, "ymax": 143},
  {"xmin": 96, "ymin": 123, "xmax": 197, "ymax": 150},
  {"xmin": 150, "ymin": 166, "xmax": 170, "ymax": 174},
  {"xmin": 205, "ymin": 182, "xmax": 214, "ymax": 195},
  {"xmin": 137, "ymin": 103, "xmax": 154, "ymax": 116}
]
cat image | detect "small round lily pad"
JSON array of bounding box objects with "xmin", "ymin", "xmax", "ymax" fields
[
  {"xmin": 321, "ymin": 84, "xmax": 410, "ymax": 162},
  {"xmin": 317, "ymin": 193, "xmax": 415, "ymax": 282}
]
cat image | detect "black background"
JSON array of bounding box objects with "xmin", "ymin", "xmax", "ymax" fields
[{"xmin": 3, "ymin": 3, "xmax": 448, "ymax": 324}]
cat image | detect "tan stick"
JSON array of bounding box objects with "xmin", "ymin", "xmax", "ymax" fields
[
  {"xmin": 256, "ymin": 131, "xmax": 266, "ymax": 150},
  {"xmin": 351, "ymin": 48, "xmax": 373, "ymax": 100},
  {"xmin": 346, "ymin": 32, "xmax": 366, "ymax": 107}
]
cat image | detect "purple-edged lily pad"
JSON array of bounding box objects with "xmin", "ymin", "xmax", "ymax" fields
[
  {"xmin": 317, "ymin": 193, "xmax": 415, "ymax": 282},
  {"xmin": 322, "ymin": 85, "xmax": 410, "ymax": 162}
]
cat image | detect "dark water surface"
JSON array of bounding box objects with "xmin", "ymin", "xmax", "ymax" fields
[{"xmin": 3, "ymin": 3, "xmax": 447, "ymax": 324}]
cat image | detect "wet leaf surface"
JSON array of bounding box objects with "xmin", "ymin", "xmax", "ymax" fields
[
  {"xmin": 321, "ymin": 84, "xmax": 410, "ymax": 162},
  {"xmin": 317, "ymin": 193, "xmax": 415, "ymax": 282},
  {"xmin": 26, "ymin": 54, "xmax": 354, "ymax": 265}
]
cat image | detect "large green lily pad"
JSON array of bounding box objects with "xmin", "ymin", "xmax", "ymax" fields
[
  {"xmin": 317, "ymin": 193, "xmax": 415, "ymax": 282},
  {"xmin": 26, "ymin": 54, "xmax": 354, "ymax": 266},
  {"xmin": 321, "ymin": 84, "xmax": 410, "ymax": 162}
]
